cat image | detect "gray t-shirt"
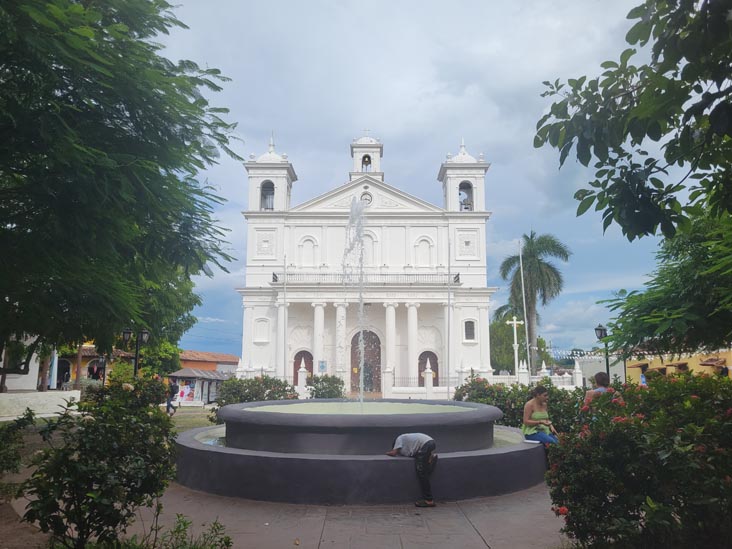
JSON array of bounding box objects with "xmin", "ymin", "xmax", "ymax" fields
[{"xmin": 393, "ymin": 433, "xmax": 433, "ymax": 457}]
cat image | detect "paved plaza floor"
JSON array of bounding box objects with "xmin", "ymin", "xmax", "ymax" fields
[
  {"xmin": 136, "ymin": 481, "xmax": 568, "ymax": 548},
  {"xmin": 6, "ymin": 481, "xmax": 567, "ymax": 548}
]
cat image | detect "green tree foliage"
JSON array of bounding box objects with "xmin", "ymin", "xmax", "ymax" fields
[
  {"xmin": 535, "ymin": 0, "xmax": 732, "ymax": 241},
  {"xmin": 548, "ymin": 374, "xmax": 732, "ymax": 547},
  {"xmin": 23, "ymin": 375, "xmax": 175, "ymax": 548},
  {"xmin": 498, "ymin": 231, "xmax": 571, "ymax": 372},
  {"xmin": 140, "ymin": 340, "xmax": 182, "ymax": 376},
  {"xmin": 306, "ymin": 374, "xmax": 346, "ymax": 399},
  {"xmin": 0, "ymin": 0, "xmax": 240, "ymax": 364},
  {"xmin": 489, "ymin": 320, "xmax": 521, "ymax": 374},
  {"xmin": 605, "ymin": 213, "xmax": 732, "ymax": 357}
]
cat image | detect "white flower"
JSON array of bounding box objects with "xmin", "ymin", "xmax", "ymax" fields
[{"xmin": 122, "ymin": 383, "xmax": 135, "ymax": 391}]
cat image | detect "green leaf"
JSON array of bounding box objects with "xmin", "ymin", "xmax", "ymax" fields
[
  {"xmin": 576, "ymin": 195, "xmax": 596, "ymax": 216},
  {"xmin": 576, "ymin": 137, "xmax": 591, "ymax": 166},
  {"xmin": 71, "ymin": 27, "xmax": 95, "ymax": 39},
  {"xmin": 626, "ymin": 21, "xmax": 651, "ymax": 45}
]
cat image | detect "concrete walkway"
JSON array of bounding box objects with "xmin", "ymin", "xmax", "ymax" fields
[{"xmin": 127, "ymin": 482, "xmax": 568, "ymax": 549}]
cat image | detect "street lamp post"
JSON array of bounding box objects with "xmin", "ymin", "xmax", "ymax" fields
[
  {"xmin": 594, "ymin": 324, "xmax": 610, "ymax": 377},
  {"xmin": 122, "ymin": 328, "xmax": 151, "ymax": 377}
]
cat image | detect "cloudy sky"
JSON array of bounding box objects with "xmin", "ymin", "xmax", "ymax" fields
[{"xmin": 166, "ymin": 0, "xmax": 660, "ymax": 358}]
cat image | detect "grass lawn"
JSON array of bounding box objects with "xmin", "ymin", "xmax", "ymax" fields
[{"xmin": 170, "ymin": 406, "xmax": 213, "ymax": 433}]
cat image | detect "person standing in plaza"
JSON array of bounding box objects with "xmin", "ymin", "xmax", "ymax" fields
[
  {"xmin": 167, "ymin": 380, "xmax": 179, "ymax": 416},
  {"xmin": 386, "ymin": 432, "xmax": 438, "ymax": 507}
]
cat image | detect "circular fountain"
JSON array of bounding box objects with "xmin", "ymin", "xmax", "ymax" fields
[{"xmin": 175, "ymin": 399, "xmax": 547, "ymax": 504}]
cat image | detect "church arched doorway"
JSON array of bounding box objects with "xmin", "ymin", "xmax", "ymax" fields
[
  {"xmin": 293, "ymin": 350, "xmax": 313, "ymax": 385},
  {"xmin": 350, "ymin": 331, "xmax": 381, "ymax": 394},
  {"xmin": 418, "ymin": 351, "xmax": 439, "ymax": 387}
]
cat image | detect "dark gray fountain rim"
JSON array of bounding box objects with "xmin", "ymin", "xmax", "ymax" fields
[{"xmin": 217, "ymin": 398, "xmax": 503, "ymax": 429}]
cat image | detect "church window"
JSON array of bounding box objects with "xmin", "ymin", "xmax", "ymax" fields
[
  {"xmin": 464, "ymin": 320, "xmax": 476, "ymax": 341},
  {"xmin": 459, "ymin": 181, "xmax": 474, "ymax": 211},
  {"xmin": 414, "ymin": 237, "xmax": 433, "ymax": 267},
  {"xmin": 260, "ymin": 181, "xmax": 275, "ymax": 210},
  {"xmin": 254, "ymin": 318, "xmax": 270, "ymax": 343},
  {"xmin": 299, "ymin": 238, "xmax": 317, "ymax": 267}
]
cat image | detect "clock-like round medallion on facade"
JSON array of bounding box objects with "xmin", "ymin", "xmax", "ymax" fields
[{"xmin": 360, "ymin": 192, "xmax": 373, "ymax": 206}]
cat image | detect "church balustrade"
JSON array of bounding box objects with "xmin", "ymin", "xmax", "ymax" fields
[{"xmin": 270, "ymin": 272, "xmax": 460, "ymax": 286}]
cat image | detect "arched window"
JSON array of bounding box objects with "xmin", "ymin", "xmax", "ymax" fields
[
  {"xmin": 464, "ymin": 320, "xmax": 476, "ymax": 341},
  {"xmin": 361, "ymin": 154, "xmax": 372, "ymax": 172},
  {"xmin": 260, "ymin": 181, "xmax": 275, "ymax": 210},
  {"xmin": 362, "ymin": 234, "xmax": 375, "ymax": 265},
  {"xmin": 414, "ymin": 237, "xmax": 433, "ymax": 267},
  {"xmin": 254, "ymin": 318, "xmax": 270, "ymax": 343},
  {"xmin": 459, "ymin": 181, "xmax": 474, "ymax": 211},
  {"xmin": 299, "ymin": 237, "xmax": 317, "ymax": 267}
]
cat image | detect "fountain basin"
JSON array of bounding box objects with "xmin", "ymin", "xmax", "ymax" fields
[
  {"xmin": 218, "ymin": 399, "xmax": 502, "ymax": 455},
  {"xmin": 176, "ymin": 399, "xmax": 548, "ymax": 503}
]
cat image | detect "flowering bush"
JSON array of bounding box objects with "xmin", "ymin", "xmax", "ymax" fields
[
  {"xmin": 307, "ymin": 374, "xmax": 346, "ymax": 399},
  {"xmin": 0, "ymin": 409, "xmax": 35, "ymax": 500},
  {"xmin": 547, "ymin": 374, "xmax": 732, "ymax": 547},
  {"xmin": 22, "ymin": 375, "xmax": 175, "ymax": 547},
  {"xmin": 210, "ymin": 375, "xmax": 298, "ymax": 423}
]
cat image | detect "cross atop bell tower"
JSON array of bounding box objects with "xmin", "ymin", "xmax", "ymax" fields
[{"xmin": 350, "ymin": 132, "xmax": 384, "ymax": 182}]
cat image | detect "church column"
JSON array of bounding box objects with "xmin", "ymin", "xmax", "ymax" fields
[
  {"xmin": 242, "ymin": 304, "xmax": 254, "ymax": 372},
  {"xmin": 334, "ymin": 302, "xmax": 348, "ymax": 377},
  {"xmin": 383, "ymin": 302, "xmax": 398, "ymax": 371},
  {"xmin": 479, "ymin": 305, "xmax": 492, "ymax": 375},
  {"xmin": 407, "ymin": 302, "xmax": 420, "ymax": 384},
  {"xmin": 276, "ymin": 302, "xmax": 288, "ymax": 378},
  {"xmin": 443, "ymin": 302, "xmax": 453, "ymax": 387},
  {"xmin": 312, "ymin": 302, "xmax": 326, "ymax": 370}
]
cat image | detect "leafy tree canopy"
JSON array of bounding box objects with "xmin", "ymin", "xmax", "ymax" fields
[
  {"xmin": 605, "ymin": 212, "xmax": 732, "ymax": 358},
  {"xmin": 536, "ymin": 0, "xmax": 732, "ymax": 241},
  {"xmin": 0, "ymin": 1, "xmax": 240, "ymax": 360}
]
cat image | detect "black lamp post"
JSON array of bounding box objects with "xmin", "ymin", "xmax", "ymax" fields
[
  {"xmin": 594, "ymin": 323, "xmax": 610, "ymax": 377},
  {"xmin": 122, "ymin": 328, "xmax": 150, "ymax": 377}
]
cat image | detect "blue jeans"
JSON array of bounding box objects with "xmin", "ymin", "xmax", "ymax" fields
[{"xmin": 525, "ymin": 432, "xmax": 558, "ymax": 444}]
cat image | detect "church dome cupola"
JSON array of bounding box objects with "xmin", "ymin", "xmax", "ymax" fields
[
  {"xmin": 437, "ymin": 138, "xmax": 490, "ymax": 212},
  {"xmin": 245, "ymin": 135, "xmax": 298, "ymax": 212},
  {"xmin": 350, "ymin": 131, "xmax": 384, "ymax": 182}
]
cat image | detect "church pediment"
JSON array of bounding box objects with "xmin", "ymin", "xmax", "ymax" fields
[{"xmin": 290, "ymin": 176, "xmax": 443, "ymax": 214}]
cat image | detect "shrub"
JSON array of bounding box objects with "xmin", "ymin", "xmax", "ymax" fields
[
  {"xmin": 453, "ymin": 373, "xmax": 584, "ymax": 433},
  {"xmin": 210, "ymin": 375, "xmax": 298, "ymax": 423},
  {"xmin": 0, "ymin": 409, "xmax": 35, "ymax": 500},
  {"xmin": 307, "ymin": 374, "xmax": 345, "ymax": 399},
  {"xmin": 22, "ymin": 375, "xmax": 175, "ymax": 548},
  {"xmin": 547, "ymin": 374, "xmax": 732, "ymax": 547}
]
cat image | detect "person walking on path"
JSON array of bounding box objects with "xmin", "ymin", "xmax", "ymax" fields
[
  {"xmin": 167, "ymin": 381, "xmax": 179, "ymax": 416},
  {"xmin": 386, "ymin": 433, "xmax": 438, "ymax": 508},
  {"xmin": 521, "ymin": 385, "xmax": 559, "ymax": 444}
]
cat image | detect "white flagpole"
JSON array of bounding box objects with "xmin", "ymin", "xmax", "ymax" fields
[{"xmin": 518, "ymin": 239, "xmax": 531, "ymax": 374}]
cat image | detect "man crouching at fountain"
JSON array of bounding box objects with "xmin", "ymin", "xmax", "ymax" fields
[{"xmin": 386, "ymin": 433, "xmax": 438, "ymax": 507}]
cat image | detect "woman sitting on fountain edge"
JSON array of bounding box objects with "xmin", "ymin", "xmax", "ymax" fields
[
  {"xmin": 386, "ymin": 433, "xmax": 438, "ymax": 507},
  {"xmin": 521, "ymin": 386, "xmax": 559, "ymax": 445}
]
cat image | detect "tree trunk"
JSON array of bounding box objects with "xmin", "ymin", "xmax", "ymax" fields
[
  {"xmin": 73, "ymin": 344, "xmax": 83, "ymax": 390},
  {"xmin": 38, "ymin": 355, "xmax": 51, "ymax": 392},
  {"xmin": 527, "ymin": 303, "xmax": 539, "ymax": 375},
  {"xmin": 0, "ymin": 345, "xmax": 8, "ymax": 393}
]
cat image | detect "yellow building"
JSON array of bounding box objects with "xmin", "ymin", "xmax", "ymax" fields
[{"xmin": 627, "ymin": 349, "xmax": 731, "ymax": 383}]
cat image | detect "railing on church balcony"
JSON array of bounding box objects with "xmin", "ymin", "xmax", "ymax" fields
[{"xmin": 271, "ymin": 272, "xmax": 461, "ymax": 286}]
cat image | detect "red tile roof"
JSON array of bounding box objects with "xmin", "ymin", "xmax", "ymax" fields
[{"xmin": 179, "ymin": 350, "xmax": 240, "ymax": 364}]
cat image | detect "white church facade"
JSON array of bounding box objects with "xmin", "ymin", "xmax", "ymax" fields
[{"xmin": 237, "ymin": 135, "xmax": 497, "ymax": 396}]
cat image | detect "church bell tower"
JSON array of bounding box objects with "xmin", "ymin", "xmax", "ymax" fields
[
  {"xmin": 350, "ymin": 132, "xmax": 384, "ymax": 182},
  {"xmin": 437, "ymin": 139, "xmax": 489, "ymax": 212}
]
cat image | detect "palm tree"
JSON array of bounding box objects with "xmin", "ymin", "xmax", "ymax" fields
[{"xmin": 498, "ymin": 231, "xmax": 571, "ymax": 373}]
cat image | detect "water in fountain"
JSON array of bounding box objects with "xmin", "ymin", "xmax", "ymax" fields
[{"xmin": 342, "ymin": 196, "xmax": 366, "ymax": 403}]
